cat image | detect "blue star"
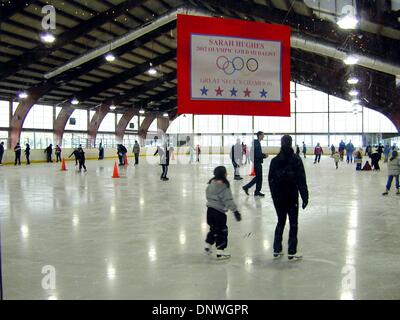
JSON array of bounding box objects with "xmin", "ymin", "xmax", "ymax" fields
[
  {"xmin": 230, "ymin": 87, "xmax": 238, "ymax": 96},
  {"xmin": 260, "ymin": 89, "xmax": 268, "ymax": 98},
  {"xmin": 200, "ymin": 86, "xmax": 208, "ymax": 96}
]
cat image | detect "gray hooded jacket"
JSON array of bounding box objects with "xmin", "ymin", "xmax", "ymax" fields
[{"xmin": 206, "ymin": 180, "xmax": 238, "ymax": 213}]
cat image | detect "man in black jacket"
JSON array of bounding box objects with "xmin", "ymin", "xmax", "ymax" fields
[
  {"xmin": 14, "ymin": 142, "xmax": 22, "ymax": 165},
  {"xmin": 117, "ymin": 144, "xmax": 128, "ymax": 166},
  {"xmin": 268, "ymin": 135, "xmax": 309, "ymax": 260},
  {"xmin": 242, "ymin": 131, "xmax": 267, "ymax": 196},
  {"xmin": 77, "ymin": 145, "xmax": 87, "ymax": 172},
  {"xmin": 44, "ymin": 144, "xmax": 53, "ymax": 163}
]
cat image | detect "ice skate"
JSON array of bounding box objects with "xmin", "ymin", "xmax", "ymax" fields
[
  {"xmin": 204, "ymin": 243, "xmax": 213, "ymax": 255},
  {"xmin": 288, "ymin": 253, "xmax": 303, "ymax": 261},
  {"xmin": 273, "ymin": 251, "xmax": 284, "ymax": 258},
  {"xmin": 216, "ymin": 250, "xmax": 231, "ymax": 260}
]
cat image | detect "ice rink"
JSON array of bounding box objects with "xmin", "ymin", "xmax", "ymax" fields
[{"xmin": 0, "ymin": 154, "xmax": 399, "ymax": 299}]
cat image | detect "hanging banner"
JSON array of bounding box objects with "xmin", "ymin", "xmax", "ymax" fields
[{"xmin": 177, "ymin": 14, "xmax": 291, "ymax": 116}]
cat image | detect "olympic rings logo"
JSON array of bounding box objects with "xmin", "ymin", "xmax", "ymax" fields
[{"xmin": 216, "ymin": 56, "xmax": 259, "ymax": 75}]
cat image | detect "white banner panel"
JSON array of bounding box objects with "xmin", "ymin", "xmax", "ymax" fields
[{"xmin": 190, "ymin": 34, "xmax": 282, "ymax": 102}]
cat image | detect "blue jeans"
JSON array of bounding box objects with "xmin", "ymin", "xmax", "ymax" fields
[
  {"xmin": 347, "ymin": 153, "xmax": 353, "ymax": 163},
  {"xmin": 386, "ymin": 175, "xmax": 399, "ymax": 190}
]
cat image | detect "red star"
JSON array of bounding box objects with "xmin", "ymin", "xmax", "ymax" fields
[
  {"xmin": 244, "ymin": 88, "xmax": 251, "ymax": 97},
  {"xmin": 215, "ymin": 86, "xmax": 224, "ymax": 96}
]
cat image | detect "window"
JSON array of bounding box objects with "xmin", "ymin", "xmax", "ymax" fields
[
  {"xmin": 148, "ymin": 119, "xmax": 157, "ymax": 132},
  {"xmin": 167, "ymin": 115, "xmax": 193, "ymax": 134},
  {"xmin": 90, "ymin": 110, "xmax": 96, "ymax": 121},
  {"xmin": 363, "ymin": 107, "xmax": 397, "ymax": 133},
  {"xmin": 329, "ymin": 95, "xmax": 352, "ymax": 112},
  {"xmin": 194, "ymin": 135, "xmax": 222, "ymax": 147},
  {"xmin": 65, "ymin": 109, "xmax": 88, "ymax": 131},
  {"xmin": 194, "ymin": 115, "xmax": 222, "ymax": 133},
  {"xmin": 254, "ymin": 115, "xmax": 295, "ymax": 133},
  {"xmin": 23, "ymin": 104, "xmax": 53, "ymax": 129},
  {"xmin": 126, "ymin": 116, "xmax": 139, "ymax": 130},
  {"xmin": 98, "ymin": 113, "xmax": 116, "ymax": 132},
  {"xmin": 23, "ymin": 132, "xmax": 54, "ymax": 149},
  {"xmin": 63, "ymin": 133, "xmax": 88, "ymax": 148},
  {"xmin": 0, "ymin": 100, "xmax": 10, "ymax": 127},
  {"xmin": 13, "ymin": 102, "xmax": 19, "ymax": 115},
  {"xmin": 122, "ymin": 134, "xmax": 138, "ymax": 148},
  {"xmin": 329, "ymin": 112, "xmax": 362, "ymax": 133},
  {"xmin": 296, "ymin": 90, "xmax": 328, "ymax": 113},
  {"xmin": 0, "ymin": 130, "xmax": 8, "ymax": 148},
  {"xmin": 223, "ymin": 115, "xmax": 252, "ymax": 134},
  {"xmin": 223, "ymin": 134, "xmax": 251, "ymax": 147},
  {"xmin": 55, "ymin": 107, "xmax": 62, "ymax": 118},
  {"xmin": 330, "ymin": 135, "xmax": 362, "ymax": 148},
  {"xmin": 96, "ymin": 133, "xmax": 115, "ymax": 148},
  {"xmin": 296, "ymin": 113, "xmax": 328, "ymax": 133}
]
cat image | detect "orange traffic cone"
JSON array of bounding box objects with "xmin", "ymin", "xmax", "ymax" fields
[
  {"xmin": 112, "ymin": 161, "xmax": 120, "ymax": 178},
  {"xmin": 250, "ymin": 162, "xmax": 256, "ymax": 176},
  {"xmin": 125, "ymin": 155, "xmax": 129, "ymax": 166},
  {"xmin": 61, "ymin": 158, "xmax": 67, "ymax": 171}
]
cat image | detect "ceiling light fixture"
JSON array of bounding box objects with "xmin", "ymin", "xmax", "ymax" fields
[
  {"xmin": 344, "ymin": 55, "xmax": 359, "ymax": 65},
  {"xmin": 349, "ymin": 89, "xmax": 359, "ymax": 96},
  {"xmin": 347, "ymin": 77, "xmax": 359, "ymax": 84},
  {"xmin": 148, "ymin": 62, "xmax": 157, "ymax": 75},
  {"xmin": 71, "ymin": 98, "xmax": 79, "ymax": 105},
  {"xmin": 105, "ymin": 53, "xmax": 116, "ymax": 62},
  {"xmin": 18, "ymin": 91, "xmax": 28, "ymax": 99},
  {"xmin": 139, "ymin": 108, "xmax": 145, "ymax": 114},
  {"xmin": 163, "ymin": 113, "xmax": 168, "ymax": 117},
  {"xmin": 40, "ymin": 32, "xmax": 56, "ymax": 44},
  {"xmin": 110, "ymin": 105, "xmax": 116, "ymax": 110},
  {"xmin": 337, "ymin": 14, "xmax": 359, "ymax": 30}
]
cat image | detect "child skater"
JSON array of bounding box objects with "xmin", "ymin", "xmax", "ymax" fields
[
  {"xmin": 354, "ymin": 148, "xmax": 363, "ymax": 171},
  {"xmin": 333, "ymin": 151, "xmax": 340, "ymax": 169},
  {"xmin": 382, "ymin": 151, "xmax": 400, "ymax": 196},
  {"xmin": 205, "ymin": 166, "xmax": 242, "ymax": 259}
]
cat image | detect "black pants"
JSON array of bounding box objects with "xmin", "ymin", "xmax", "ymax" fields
[
  {"xmin": 371, "ymin": 156, "xmax": 380, "ymax": 170},
  {"xmin": 161, "ymin": 164, "xmax": 168, "ymax": 179},
  {"xmin": 134, "ymin": 153, "xmax": 139, "ymax": 165},
  {"xmin": 314, "ymin": 154, "xmax": 321, "ymax": 163},
  {"xmin": 79, "ymin": 159, "xmax": 86, "ymax": 171},
  {"xmin": 232, "ymin": 161, "xmax": 239, "ymax": 177},
  {"xmin": 26, "ymin": 154, "xmax": 30, "ymax": 165},
  {"xmin": 243, "ymin": 162, "xmax": 262, "ymax": 193},
  {"xmin": 56, "ymin": 153, "xmax": 61, "ymax": 162},
  {"xmin": 205, "ymin": 207, "xmax": 228, "ymax": 250},
  {"xmin": 118, "ymin": 155, "xmax": 125, "ymax": 165},
  {"xmin": 47, "ymin": 154, "xmax": 52, "ymax": 162},
  {"xmin": 273, "ymin": 202, "xmax": 299, "ymax": 255},
  {"xmin": 0, "ymin": 151, "xmax": 3, "ymax": 164},
  {"xmin": 74, "ymin": 156, "xmax": 78, "ymax": 165},
  {"xmin": 15, "ymin": 153, "xmax": 21, "ymax": 165}
]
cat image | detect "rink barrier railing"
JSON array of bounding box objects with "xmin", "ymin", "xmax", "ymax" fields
[{"xmin": 0, "ymin": 146, "xmax": 332, "ymax": 165}]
